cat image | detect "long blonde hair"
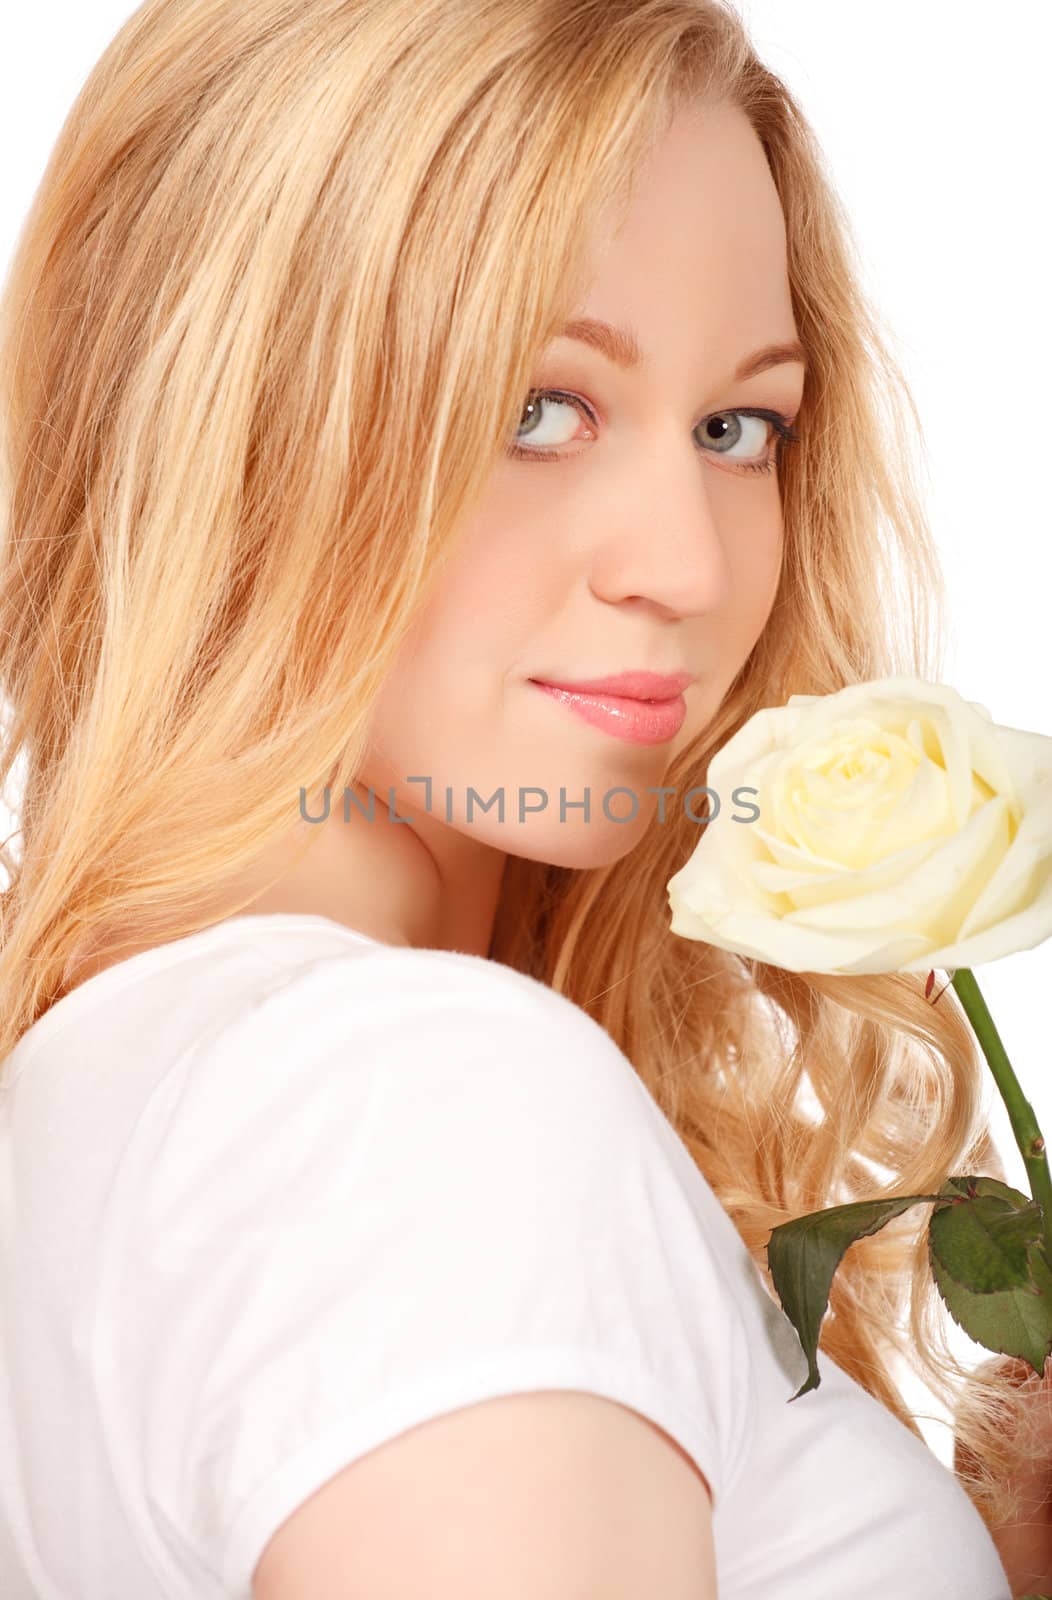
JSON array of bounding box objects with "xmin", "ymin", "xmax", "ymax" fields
[{"xmin": 0, "ymin": 0, "xmax": 1030, "ymax": 1529}]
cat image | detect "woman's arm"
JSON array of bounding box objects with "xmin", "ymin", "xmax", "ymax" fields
[
  {"xmin": 986, "ymin": 1454, "xmax": 1052, "ymax": 1600},
  {"xmin": 955, "ymin": 1357, "xmax": 1052, "ymax": 1598},
  {"xmin": 990, "ymin": 1517, "xmax": 1052, "ymax": 1600}
]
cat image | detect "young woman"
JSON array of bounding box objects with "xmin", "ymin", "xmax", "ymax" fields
[{"xmin": 0, "ymin": 1, "xmax": 1047, "ymax": 1595}]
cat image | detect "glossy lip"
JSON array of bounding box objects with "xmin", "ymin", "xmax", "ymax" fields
[
  {"xmin": 527, "ymin": 670, "xmax": 694, "ymax": 702},
  {"xmin": 528, "ymin": 680, "xmax": 689, "ymax": 746}
]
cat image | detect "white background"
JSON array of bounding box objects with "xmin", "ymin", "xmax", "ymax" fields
[{"xmin": 2, "ymin": 1, "xmax": 1050, "ymax": 1468}]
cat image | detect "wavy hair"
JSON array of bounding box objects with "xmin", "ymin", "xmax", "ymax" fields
[{"xmin": 0, "ymin": 0, "xmax": 1031, "ymax": 1532}]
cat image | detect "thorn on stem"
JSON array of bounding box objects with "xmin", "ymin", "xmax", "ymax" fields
[{"xmin": 924, "ymin": 970, "xmax": 953, "ymax": 1006}]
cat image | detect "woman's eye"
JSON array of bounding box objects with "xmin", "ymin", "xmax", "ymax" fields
[
  {"xmin": 696, "ymin": 411, "xmax": 771, "ymax": 461},
  {"xmin": 512, "ymin": 390, "xmax": 590, "ymax": 453}
]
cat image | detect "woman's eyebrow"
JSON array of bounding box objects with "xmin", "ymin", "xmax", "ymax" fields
[{"xmin": 555, "ymin": 316, "xmax": 808, "ymax": 380}]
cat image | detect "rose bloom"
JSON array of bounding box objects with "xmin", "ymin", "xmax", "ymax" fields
[{"xmin": 666, "ymin": 675, "xmax": 1052, "ymax": 976}]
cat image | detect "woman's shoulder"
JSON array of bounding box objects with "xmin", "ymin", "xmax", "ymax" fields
[
  {"xmin": 232, "ymin": 912, "xmax": 590, "ymax": 1022},
  {"xmin": 5, "ymin": 910, "xmax": 586, "ymax": 1087},
  {"xmin": 187, "ymin": 917, "xmax": 642, "ymax": 1138},
  {"xmin": 29, "ymin": 910, "xmax": 644, "ymax": 1178},
  {"xmin": 96, "ymin": 928, "xmax": 761, "ymax": 1598},
  {"xmin": 183, "ymin": 913, "xmax": 633, "ymax": 1097}
]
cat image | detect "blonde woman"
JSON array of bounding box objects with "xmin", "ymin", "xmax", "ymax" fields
[{"xmin": 0, "ymin": 2, "xmax": 1046, "ymax": 1595}]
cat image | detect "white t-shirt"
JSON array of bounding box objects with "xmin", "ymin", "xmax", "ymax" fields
[{"xmin": 0, "ymin": 912, "xmax": 1010, "ymax": 1598}]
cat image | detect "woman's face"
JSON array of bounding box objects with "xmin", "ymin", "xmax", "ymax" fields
[{"xmin": 364, "ymin": 99, "xmax": 805, "ymax": 872}]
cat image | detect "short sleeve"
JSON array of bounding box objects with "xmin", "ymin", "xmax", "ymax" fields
[{"xmin": 93, "ymin": 947, "xmax": 755, "ymax": 1595}]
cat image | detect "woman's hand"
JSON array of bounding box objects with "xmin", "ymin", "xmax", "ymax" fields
[{"xmin": 954, "ymin": 1355, "xmax": 1052, "ymax": 1598}]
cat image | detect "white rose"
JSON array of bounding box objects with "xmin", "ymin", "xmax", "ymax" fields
[{"xmin": 666, "ymin": 676, "xmax": 1052, "ymax": 975}]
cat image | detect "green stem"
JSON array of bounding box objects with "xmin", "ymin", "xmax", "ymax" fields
[{"xmin": 950, "ymin": 968, "xmax": 1052, "ymax": 1264}]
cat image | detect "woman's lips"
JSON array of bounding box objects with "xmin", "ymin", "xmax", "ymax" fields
[{"xmin": 528, "ymin": 679, "xmax": 688, "ymax": 745}]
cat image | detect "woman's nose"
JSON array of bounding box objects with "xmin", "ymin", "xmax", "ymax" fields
[{"xmin": 587, "ymin": 455, "xmax": 734, "ymax": 621}]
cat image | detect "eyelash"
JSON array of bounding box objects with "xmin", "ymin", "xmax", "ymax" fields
[{"xmin": 507, "ymin": 389, "xmax": 801, "ymax": 475}]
